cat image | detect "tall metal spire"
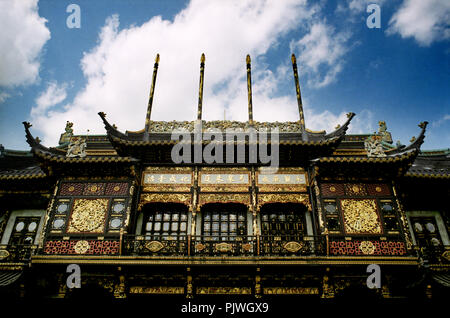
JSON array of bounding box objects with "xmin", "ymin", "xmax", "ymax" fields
[
  {"xmin": 197, "ymin": 53, "xmax": 205, "ymax": 120},
  {"xmin": 291, "ymin": 54, "xmax": 306, "ymax": 131},
  {"xmin": 246, "ymin": 54, "xmax": 254, "ymax": 125},
  {"xmin": 144, "ymin": 53, "xmax": 160, "ymax": 133}
]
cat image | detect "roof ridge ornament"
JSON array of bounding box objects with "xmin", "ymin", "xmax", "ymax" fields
[
  {"xmin": 365, "ymin": 134, "xmax": 386, "ymax": 157},
  {"xmin": 59, "ymin": 121, "xmax": 74, "ymax": 145},
  {"xmin": 66, "ymin": 136, "xmax": 87, "ymax": 158}
]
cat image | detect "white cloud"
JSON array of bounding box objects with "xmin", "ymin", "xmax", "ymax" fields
[
  {"xmin": 31, "ymin": 81, "xmax": 68, "ymax": 117},
  {"xmin": 290, "ymin": 22, "xmax": 351, "ymax": 88},
  {"xmin": 387, "ymin": 0, "xmax": 450, "ymax": 46},
  {"xmin": 0, "ymin": 92, "xmax": 10, "ymax": 104},
  {"xmin": 0, "ymin": 0, "xmax": 50, "ymax": 86},
  {"xmin": 29, "ymin": 0, "xmax": 356, "ymax": 146},
  {"xmin": 431, "ymin": 114, "xmax": 450, "ymax": 128}
]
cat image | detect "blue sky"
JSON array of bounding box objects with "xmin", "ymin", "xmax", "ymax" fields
[{"xmin": 0, "ymin": 0, "xmax": 449, "ymax": 150}]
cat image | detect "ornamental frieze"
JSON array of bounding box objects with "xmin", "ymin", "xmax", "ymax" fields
[
  {"xmin": 263, "ymin": 287, "xmax": 319, "ymax": 295},
  {"xmin": 129, "ymin": 286, "xmax": 184, "ymax": 294},
  {"xmin": 329, "ymin": 240, "xmax": 406, "ymax": 256},
  {"xmin": 44, "ymin": 239, "xmax": 120, "ymax": 255},
  {"xmin": 139, "ymin": 193, "xmax": 192, "ymax": 210},
  {"xmin": 146, "ymin": 120, "xmax": 305, "ymax": 133},
  {"xmin": 142, "ymin": 185, "xmax": 192, "ymax": 193},
  {"xmin": 257, "ymin": 193, "xmax": 311, "ymax": 211},
  {"xmin": 198, "ymin": 193, "xmax": 251, "ymax": 207},
  {"xmin": 196, "ymin": 286, "xmax": 252, "ymax": 295}
]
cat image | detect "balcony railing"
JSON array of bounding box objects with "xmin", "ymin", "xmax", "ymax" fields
[
  {"xmin": 0, "ymin": 244, "xmax": 36, "ymax": 262},
  {"xmin": 28, "ymin": 234, "xmax": 422, "ymax": 259},
  {"xmin": 121, "ymin": 235, "xmax": 326, "ymax": 257},
  {"xmin": 416, "ymin": 244, "xmax": 448, "ymax": 264},
  {"xmin": 123, "ymin": 235, "xmax": 187, "ymax": 256}
]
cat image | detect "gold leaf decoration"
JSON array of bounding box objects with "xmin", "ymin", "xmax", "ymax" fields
[
  {"xmin": 359, "ymin": 241, "xmax": 376, "ymax": 255},
  {"xmin": 145, "ymin": 241, "xmax": 164, "ymax": 252},
  {"xmin": 257, "ymin": 193, "xmax": 311, "ymax": 210},
  {"xmin": 74, "ymin": 240, "xmax": 90, "ymax": 254},
  {"xmin": 0, "ymin": 250, "xmax": 10, "ymax": 260},
  {"xmin": 198, "ymin": 193, "xmax": 250, "ymax": 207},
  {"xmin": 283, "ymin": 241, "xmax": 303, "ymax": 253},
  {"xmin": 67, "ymin": 199, "xmax": 108, "ymax": 233},
  {"xmin": 215, "ymin": 242, "xmax": 233, "ymax": 252},
  {"xmin": 340, "ymin": 199, "xmax": 382, "ymax": 234},
  {"xmin": 139, "ymin": 193, "xmax": 191, "ymax": 210},
  {"xmin": 195, "ymin": 243, "xmax": 206, "ymax": 252}
]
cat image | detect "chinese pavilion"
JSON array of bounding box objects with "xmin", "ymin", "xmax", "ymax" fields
[{"xmin": 0, "ymin": 54, "xmax": 448, "ymax": 306}]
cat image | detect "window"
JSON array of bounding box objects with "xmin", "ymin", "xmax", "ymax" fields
[
  {"xmin": 260, "ymin": 204, "xmax": 306, "ymax": 240},
  {"xmin": 142, "ymin": 204, "xmax": 188, "ymax": 240},
  {"xmin": 323, "ymin": 200, "xmax": 341, "ymax": 233},
  {"xmin": 379, "ymin": 200, "xmax": 399, "ymax": 232},
  {"xmin": 202, "ymin": 204, "xmax": 247, "ymax": 240},
  {"xmin": 410, "ymin": 216, "xmax": 443, "ymax": 248},
  {"xmin": 8, "ymin": 217, "xmax": 41, "ymax": 246}
]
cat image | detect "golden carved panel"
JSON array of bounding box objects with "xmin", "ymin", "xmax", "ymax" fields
[
  {"xmin": 340, "ymin": 199, "xmax": 382, "ymax": 234},
  {"xmin": 257, "ymin": 193, "xmax": 311, "ymax": 210},
  {"xmin": 74, "ymin": 240, "xmax": 90, "ymax": 254},
  {"xmin": 144, "ymin": 241, "xmax": 164, "ymax": 252},
  {"xmin": 360, "ymin": 241, "xmax": 376, "ymax": 255},
  {"xmin": 200, "ymin": 185, "xmax": 249, "ymax": 192},
  {"xmin": 67, "ymin": 199, "xmax": 108, "ymax": 233},
  {"xmin": 142, "ymin": 185, "xmax": 191, "ymax": 193},
  {"xmin": 129, "ymin": 286, "xmax": 184, "ymax": 294},
  {"xmin": 257, "ymin": 185, "xmax": 307, "ymax": 193},
  {"xmin": 196, "ymin": 287, "xmax": 251, "ymax": 295},
  {"xmin": 139, "ymin": 193, "xmax": 191, "ymax": 210},
  {"xmin": 263, "ymin": 287, "xmax": 319, "ymax": 295},
  {"xmin": 283, "ymin": 241, "xmax": 303, "ymax": 253},
  {"xmin": 144, "ymin": 167, "xmax": 192, "ymax": 173},
  {"xmin": 198, "ymin": 193, "xmax": 250, "ymax": 207}
]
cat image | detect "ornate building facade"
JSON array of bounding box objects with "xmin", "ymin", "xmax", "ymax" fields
[{"xmin": 0, "ymin": 54, "xmax": 448, "ymax": 304}]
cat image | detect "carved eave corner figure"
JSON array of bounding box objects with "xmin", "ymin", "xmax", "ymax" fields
[{"xmin": 365, "ymin": 121, "xmax": 428, "ymax": 158}]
